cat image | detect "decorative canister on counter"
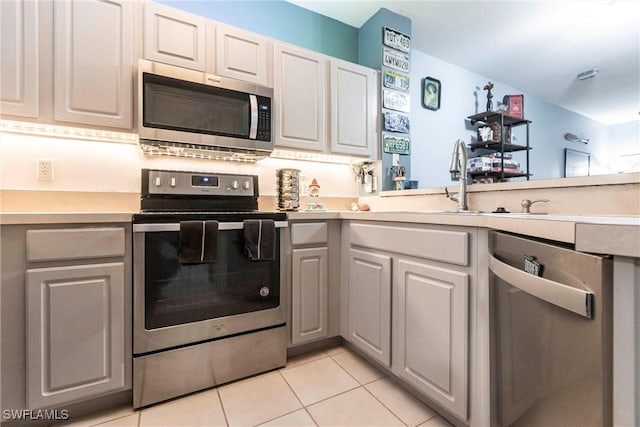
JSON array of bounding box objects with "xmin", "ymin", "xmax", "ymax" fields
[{"xmin": 276, "ymin": 168, "xmax": 300, "ymax": 211}]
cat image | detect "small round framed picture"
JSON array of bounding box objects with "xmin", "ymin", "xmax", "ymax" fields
[{"xmin": 421, "ymin": 77, "xmax": 441, "ymax": 111}]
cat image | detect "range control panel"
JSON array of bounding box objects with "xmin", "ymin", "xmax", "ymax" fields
[{"xmin": 143, "ymin": 169, "xmax": 257, "ymax": 197}]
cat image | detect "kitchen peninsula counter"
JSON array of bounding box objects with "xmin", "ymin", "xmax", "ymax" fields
[
  {"xmin": 2, "ymin": 210, "xmax": 637, "ymax": 257},
  {"xmin": 287, "ymin": 210, "xmax": 640, "ymax": 257}
]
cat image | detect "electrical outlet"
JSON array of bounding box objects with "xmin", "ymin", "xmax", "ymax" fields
[{"xmin": 37, "ymin": 159, "xmax": 54, "ymax": 181}]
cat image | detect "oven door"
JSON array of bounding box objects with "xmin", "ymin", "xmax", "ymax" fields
[{"xmin": 133, "ymin": 221, "xmax": 287, "ymax": 355}]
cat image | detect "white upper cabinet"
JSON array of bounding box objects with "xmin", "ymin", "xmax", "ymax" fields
[
  {"xmin": 330, "ymin": 59, "xmax": 378, "ymax": 157},
  {"xmin": 274, "ymin": 42, "xmax": 327, "ymax": 152},
  {"xmin": 215, "ymin": 24, "xmax": 271, "ymax": 87},
  {"xmin": 143, "ymin": 1, "xmax": 208, "ymax": 71},
  {"xmin": 0, "ymin": 0, "xmax": 39, "ymax": 118},
  {"xmin": 54, "ymin": 0, "xmax": 133, "ymax": 129}
]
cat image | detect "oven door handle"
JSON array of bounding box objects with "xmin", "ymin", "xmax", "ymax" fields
[{"xmin": 133, "ymin": 221, "xmax": 288, "ymax": 233}]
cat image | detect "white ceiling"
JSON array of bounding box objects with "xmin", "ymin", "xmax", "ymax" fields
[{"xmin": 287, "ymin": 0, "xmax": 640, "ymax": 125}]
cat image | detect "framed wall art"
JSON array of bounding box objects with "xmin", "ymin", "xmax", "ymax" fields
[
  {"xmin": 422, "ymin": 77, "xmax": 441, "ymax": 111},
  {"xmin": 564, "ymin": 148, "xmax": 591, "ymax": 177}
]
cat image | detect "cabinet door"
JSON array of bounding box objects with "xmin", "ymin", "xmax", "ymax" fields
[
  {"xmin": 394, "ymin": 259, "xmax": 469, "ymax": 419},
  {"xmin": 215, "ymin": 24, "xmax": 270, "ymax": 86},
  {"xmin": 0, "ymin": 0, "xmax": 39, "ymax": 118},
  {"xmin": 348, "ymin": 248, "xmax": 391, "ymax": 367},
  {"xmin": 54, "ymin": 0, "xmax": 133, "ymax": 128},
  {"xmin": 143, "ymin": 2, "xmax": 207, "ymax": 71},
  {"xmin": 291, "ymin": 247, "xmax": 328, "ymax": 345},
  {"xmin": 330, "ymin": 60, "xmax": 378, "ymax": 157},
  {"xmin": 274, "ymin": 43, "xmax": 327, "ymax": 151},
  {"xmin": 26, "ymin": 262, "xmax": 126, "ymax": 409}
]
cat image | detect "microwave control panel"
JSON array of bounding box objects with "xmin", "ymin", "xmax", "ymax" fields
[{"xmin": 256, "ymin": 97, "xmax": 271, "ymax": 141}]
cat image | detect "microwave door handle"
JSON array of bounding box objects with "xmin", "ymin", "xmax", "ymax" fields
[{"xmin": 249, "ymin": 94, "xmax": 258, "ymax": 139}]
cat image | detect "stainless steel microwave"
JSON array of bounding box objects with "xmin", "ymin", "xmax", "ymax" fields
[{"xmin": 137, "ymin": 59, "xmax": 273, "ymax": 155}]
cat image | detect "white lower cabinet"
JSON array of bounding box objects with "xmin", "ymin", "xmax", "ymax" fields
[
  {"xmin": 343, "ymin": 221, "xmax": 475, "ymax": 422},
  {"xmin": 288, "ymin": 221, "xmax": 341, "ymax": 347},
  {"xmin": 393, "ymin": 258, "xmax": 469, "ymax": 420},
  {"xmin": 0, "ymin": 224, "xmax": 131, "ymax": 413},
  {"xmin": 348, "ymin": 248, "xmax": 392, "ymax": 367},
  {"xmin": 291, "ymin": 247, "xmax": 328, "ymax": 344},
  {"xmin": 26, "ymin": 263, "xmax": 126, "ymax": 409}
]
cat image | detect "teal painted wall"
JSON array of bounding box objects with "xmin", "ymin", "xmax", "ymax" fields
[
  {"xmin": 156, "ymin": 0, "xmax": 359, "ymax": 63},
  {"xmin": 360, "ymin": 8, "xmax": 411, "ymax": 191}
]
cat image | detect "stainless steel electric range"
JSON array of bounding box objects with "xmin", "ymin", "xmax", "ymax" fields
[{"xmin": 132, "ymin": 169, "xmax": 287, "ymax": 408}]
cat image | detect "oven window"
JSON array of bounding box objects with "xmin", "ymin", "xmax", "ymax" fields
[
  {"xmin": 143, "ymin": 73, "xmax": 250, "ymax": 139},
  {"xmin": 144, "ymin": 229, "xmax": 280, "ymax": 329}
]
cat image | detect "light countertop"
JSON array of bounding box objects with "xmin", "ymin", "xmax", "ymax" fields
[
  {"xmin": 0, "ymin": 212, "xmax": 135, "ymax": 225},
  {"xmin": 2, "ymin": 210, "xmax": 637, "ymax": 258},
  {"xmin": 288, "ymin": 210, "xmax": 640, "ymax": 257}
]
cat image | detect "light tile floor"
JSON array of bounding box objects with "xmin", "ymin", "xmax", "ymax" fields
[{"xmin": 60, "ymin": 346, "xmax": 453, "ymax": 427}]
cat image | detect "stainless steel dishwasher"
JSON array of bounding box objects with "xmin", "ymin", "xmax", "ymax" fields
[{"xmin": 489, "ymin": 231, "xmax": 612, "ymax": 427}]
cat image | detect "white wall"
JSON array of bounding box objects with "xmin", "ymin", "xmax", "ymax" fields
[
  {"xmin": 409, "ymin": 49, "xmax": 613, "ymax": 187},
  {"xmin": 0, "ymin": 133, "xmax": 358, "ymax": 198},
  {"xmin": 600, "ymin": 121, "xmax": 640, "ymax": 173}
]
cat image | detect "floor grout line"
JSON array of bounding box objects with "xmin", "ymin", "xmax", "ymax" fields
[
  {"xmin": 280, "ymin": 351, "xmax": 331, "ymax": 371},
  {"xmin": 303, "ymin": 406, "xmax": 320, "ymax": 427},
  {"xmin": 277, "ymin": 368, "xmax": 307, "ymax": 409},
  {"xmin": 215, "ymin": 386, "xmax": 231, "ymax": 427},
  {"xmin": 281, "ymin": 354, "xmax": 363, "ymax": 408},
  {"xmin": 361, "ymin": 382, "xmax": 411, "ymax": 427},
  {"xmin": 328, "ymin": 349, "xmax": 386, "ymax": 387}
]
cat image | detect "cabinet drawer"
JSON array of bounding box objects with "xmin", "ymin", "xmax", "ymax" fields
[
  {"xmin": 349, "ymin": 223, "xmax": 469, "ymax": 266},
  {"xmin": 27, "ymin": 227, "xmax": 125, "ymax": 262},
  {"xmin": 291, "ymin": 222, "xmax": 328, "ymax": 246}
]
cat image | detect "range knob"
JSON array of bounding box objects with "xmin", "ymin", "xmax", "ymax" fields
[
  {"xmin": 170, "ymin": 177, "xmax": 176, "ymax": 187},
  {"xmin": 231, "ymin": 180, "xmax": 239, "ymax": 189},
  {"xmin": 243, "ymin": 180, "xmax": 251, "ymax": 190},
  {"xmin": 154, "ymin": 176, "xmax": 162, "ymax": 187}
]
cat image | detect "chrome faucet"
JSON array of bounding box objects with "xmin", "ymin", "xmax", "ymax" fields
[
  {"xmin": 521, "ymin": 199, "xmax": 549, "ymax": 213},
  {"xmin": 445, "ymin": 139, "xmax": 468, "ymax": 211}
]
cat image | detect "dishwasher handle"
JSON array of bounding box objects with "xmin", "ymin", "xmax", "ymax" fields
[{"xmin": 489, "ymin": 254, "xmax": 594, "ymax": 319}]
